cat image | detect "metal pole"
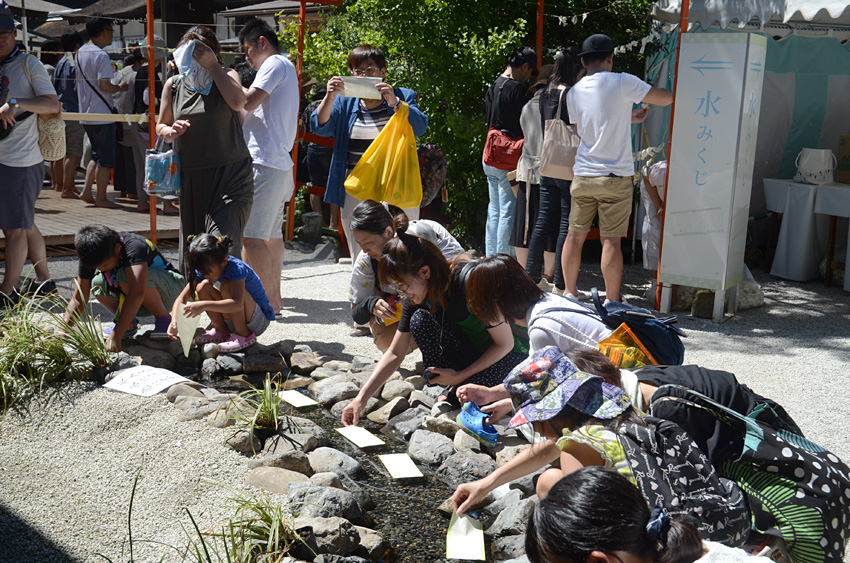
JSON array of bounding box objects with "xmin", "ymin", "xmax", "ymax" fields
[
  {"xmin": 657, "ymin": 0, "xmax": 690, "ymax": 312},
  {"xmin": 21, "ymin": 0, "xmax": 28, "ymax": 51},
  {"xmin": 285, "ymin": 0, "xmax": 307, "ymax": 243},
  {"xmin": 147, "ymin": 0, "xmax": 157, "ymax": 244},
  {"xmin": 536, "ymin": 0, "xmax": 544, "ymax": 69}
]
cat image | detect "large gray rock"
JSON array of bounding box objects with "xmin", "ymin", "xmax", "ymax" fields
[
  {"xmin": 281, "ymin": 375, "xmax": 314, "ymax": 390},
  {"xmin": 436, "ymin": 451, "xmax": 497, "ymax": 489},
  {"xmin": 310, "ymin": 472, "xmax": 343, "ymax": 489},
  {"xmin": 323, "ymin": 360, "xmax": 353, "ymax": 372},
  {"xmin": 330, "ymin": 397, "xmax": 380, "ymax": 419},
  {"xmin": 126, "ymin": 345, "xmax": 176, "ymax": 369},
  {"xmin": 309, "ymin": 374, "xmax": 354, "ymax": 395},
  {"xmin": 365, "ymin": 397, "xmax": 408, "ymax": 424},
  {"xmin": 247, "ymin": 449, "xmax": 313, "ymax": 475},
  {"xmin": 216, "ymin": 353, "xmax": 243, "ymax": 376},
  {"xmin": 176, "ymin": 395, "xmax": 232, "ymax": 421},
  {"xmin": 350, "ymin": 356, "xmax": 376, "ymax": 372},
  {"xmin": 492, "ymin": 437, "xmax": 530, "ymax": 466},
  {"xmin": 406, "ymin": 375, "xmax": 427, "ymax": 390},
  {"xmin": 380, "ymin": 407, "xmax": 429, "ymax": 442},
  {"xmin": 337, "ymin": 474, "xmax": 375, "ymax": 512},
  {"xmin": 279, "ymin": 416, "xmax": 330, "ymax": 447},
  {"xmin": 484, "ymin": 488, "xmax": 524, "ymax": 518},
  {"xmin": 486, "ymin": 497, "xmax": 536, "ymax": 537},
  {"xmin": 352, "ymin": 526, "xmax": 388, "ymax": 562},
  {"xmin": 201, "ymin": 358, "xmax": 218, "ymax": 379},
  {"xmin": 508, "ymin": 468, "xmax": 546, "ymax": 497},
  {"xmin": 491, "ymin": 535, "xmax": 527, "ymax": 560},
  {"xmin": 380, "ymin": 380, "xmax": 414, "ymax": 401},
  {"xmin": 315, "ymin": 382, "xmax": 360, "ymax": 406},
  {"xmin": 243, "ymin": 353, "xmax": 287, "ymax": 374},
  {"xmin": 287, "ymin": 482, "xmax": 364, "ymax": 524},
  {"xmin": 436, "ymin": 492, "xmax": 495, "ymax": 516},
  {"xmin": 310, "ymin": 366, "xmax": 343, "ymax": 381},
  {"xmin": 409, "ymin": 390, "xmax": 435, "ymax": 410},
  {"xmin": 225, "ymin": 429, "xmax": 262, "ymax": 453},
  {"xmin": 290, "ymin": 351, "xmax": 325, "ymax": 374},
  {"xmin": 292, "ymin": 516, "xmax": 360, "ymax": 557},
  {"xmin": 454, "ymin": 428, "xmax": 482, "ymax": 453},
  {"xmin": 244, "ymin": 466, "xmax": 309, "ymax": 495},
  {"xmin": 166, "ymin": 382, "xmax": 204, "ymax": 402},
  {"xmin": 263, "ymin": 433, "xmax": 318, "ymax": 455},
  {"xmin": 420, "ymin": 415, "xmax": 456, "ymax": 437},
  {"xmin": 408, "ymin": 429, "xmax": 455, "ymax": 466},
  {"xmin": 315, "ymin": 555, "xmax": 370, "ymax": 563},
  {"xmin": 308, "ymin": 447, "xmax": 366, "ymax": 479}
]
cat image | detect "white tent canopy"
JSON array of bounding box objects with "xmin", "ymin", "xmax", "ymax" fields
[{"xmin": 652, "ymin": 1, "xmax": 850, "ymax": 29}]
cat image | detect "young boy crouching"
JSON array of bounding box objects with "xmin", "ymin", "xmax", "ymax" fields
[{"xmin": 64, "ymin": 224, "xmax": 185, "ymax": 352}]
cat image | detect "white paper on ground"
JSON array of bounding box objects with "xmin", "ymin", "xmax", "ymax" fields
[
  {"xmin": 175, "ymin": 303, "xmax": 201, "ymax": 357},
  {"xmin": 103, "ymin": 366, "xmax": 189, "ymax": 397},
  {"xmin": 336, "ymin": 426, "xmax": 385, "ymax": 448},
  {"xmin": 446, "ymin": 512, "xmax": 486, "ymax": 560},
  {"xmin": 279, "ymin": 390, "xmax": 319, "ymax": 408},
  {"xmin": 377, "ymin": 453, "xmax": 423, "ymax": 479},
  {"xmin": 341, "ymin": 76, "xmax": 382, "ymax": 99}
]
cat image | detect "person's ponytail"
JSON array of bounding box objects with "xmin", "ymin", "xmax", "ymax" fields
[
  {"xmin": 350, "ymin": 199, "xmax": 407, "ymax": 235},
  {"xmin": 392, "ymin": 211, "xmax": 409, "ymax": 237},
  {"xmin": 657, "ymin": 516, "xmax": 704, "ymax": 563}
]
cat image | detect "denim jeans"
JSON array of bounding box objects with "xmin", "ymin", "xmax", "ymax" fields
[
  {"xmin": 483, "ymin": 160, "xmax": 516, "ymax": 257},
  {"xmin": 526, "ymin": 176, "xmax": 571, "ymax": 289}
]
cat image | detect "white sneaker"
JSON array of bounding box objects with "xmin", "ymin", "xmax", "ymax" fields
[
  {"xmin": 536, "ymin": 278, "xmax": 555, "ymax": 292},
  {"xmin": 603, "ymin": 297, "xmax": 630, "ymax": 306},
  {"xmin": 564, "ymin": 292, "xmax": 581, "ymax": 302},
  {"xmin": 552, "ymin": 287, "xmax": 564, "ymax": 296}
]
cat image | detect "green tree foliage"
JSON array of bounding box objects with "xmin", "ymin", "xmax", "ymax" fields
[{"xmin": 282, "ymin": 0, "xmax": 652, "ymax": 249}]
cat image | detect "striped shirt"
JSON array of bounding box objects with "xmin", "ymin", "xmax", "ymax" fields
[{"xmin": 346, "ymin": 100, "xmax": 392, "ymax": 170}]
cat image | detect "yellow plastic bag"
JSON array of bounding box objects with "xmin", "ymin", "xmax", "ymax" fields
[
  {"xmin": 596, "ymin": 323, "xmax": 658, "ymax": 369},
  {"xmin": 344, "ymin": 102, "xmax": 422, "ymax": 208}
]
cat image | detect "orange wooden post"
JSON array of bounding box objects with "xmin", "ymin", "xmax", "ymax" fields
[
  {"xmin": 656, "ymin": 0, "xmax": 690, "ymax": 311},
  {"xmin": 146, "ymin": 0, "xmax": 157, "ymax": 244}
]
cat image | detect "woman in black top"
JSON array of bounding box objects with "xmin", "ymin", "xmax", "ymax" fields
[
  {"xmin": 526, "ymin": 47, "xmax": 583, "ymax": 293},
  {"xmin": 341, "ymin": 217, "xmax": 527, "ymax": 426}
]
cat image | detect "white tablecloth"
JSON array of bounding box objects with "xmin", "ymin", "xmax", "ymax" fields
[
  {"xmin": 763, "ymin": 178, "xmax": 830, "ymax": 282},
  {"xmin": 813, "ymin": 183, "xmax": 850, "ymax": 292}
]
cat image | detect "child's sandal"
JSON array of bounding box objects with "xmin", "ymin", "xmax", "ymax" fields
[
  {"xmin": 194, "ymin": 327, "xmax": 230, "ymax": 344},
  {"xmin": 456, "ymin": 401, "xmax": 499, "ymax": 448},
  {"xmin": 216, "ymin": 332, "xmax": 257, "ymax": 353}
]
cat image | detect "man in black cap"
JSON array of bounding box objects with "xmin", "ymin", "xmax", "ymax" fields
[{"xmin": 561, "ymin": 34, "xmax": 672, "ymax": 305}]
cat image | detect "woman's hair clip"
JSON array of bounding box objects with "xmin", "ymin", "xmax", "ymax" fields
[
  {"xmin": 646, "ymin": 506, "xmax": 669, "ymax": 542},
  {"xmin": 187, "ymin": 234, "xmax": 197, "ymax": 243}
]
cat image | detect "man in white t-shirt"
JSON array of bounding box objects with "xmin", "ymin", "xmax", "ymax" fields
[
  {"xmin": 563, "ymin": 34, "xmax": 672, "ymax": 304},
  {"xmin": 239, "ymin": 18, "xmax": 299, "ymax": 313},
  {"xmin": 76, "ymin": 16, "xmax": 128, "ymax": 209}
]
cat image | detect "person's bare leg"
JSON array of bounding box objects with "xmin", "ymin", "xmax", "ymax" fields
[
  {"xmin": 162, "ymin": 200, "xmax": 178, "ymax": 215},
  {"xmin": 195, "ymin": 280, "xmax": 228, "ymax": 332},
  {"xmin": 543, "ymin": 250, "xmax": 556, "ymax": 280},
  {"xmin": 514, "ymin": 247, "xmax": 528, "ymax": 269},
  {"xmin": 561, "ymin": 231, "xmax": 588, "ymax": 297},
  {"xmin": 329, "ymin": 203, "xmax": 340, "ymax": 230},
  {"xmin": 94, "ymin": 166, "xmax": 119, "ymax": 208},
  {"xmin": 116, "ymin": 281, "xmax": 170, "ymax": 319},
  {"xmin": 600, "ymin": 236, "xmax": 624, "ymax": 302},
  {"xmin": 61, "ymin": 154, "xmax": 80, "ymax": 197},
  {"xmin": 219, "ymin": 279, "xmax": 254, "ymax": 336},
  {"xmin": 536, "ymin": 467, "xmax": 564, "ymax": 500},
  {"xmin": 266, "ymin": 237, "xmax": 284, "ymax": 311},
  {"xmin": 94, "ymin": 294, "xmax": 120, "ymax": 316},
  {"xmin": 1, "ymin": 229, "xmax": 27, "ymax": 295},
  {"xmin": 79, "ymin": 160, "xmax": 96, "ymax": 203},
  {"xmin": 26, "ymin": 225, "xmax": 50, "ymax": 282},
  {"xmin": 51, "ymin": 161, "xmax": 62, "ymax": 191},
  {"xmin": 242, "ymin": 237, "xmax": 279, "ymax": 310}
]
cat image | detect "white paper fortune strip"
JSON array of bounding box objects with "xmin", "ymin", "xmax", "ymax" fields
[
  {"xmin": 278, "ymin": 390, "xmax": 319, "ymax": 408},
  {"xmin": 175, "ymin": 302, "xmax": 200, "ymax": 358},
  {"xmin": 336, "ymin": 426, "xmax": 385, "ymax": 448},
  {"xmin": 377, "ymin": 453, "xmax": 423, "ymax": 479},
  {"xmin": 341, "ymin": 76, "xmax": 382, "ymax": 99},
  {"xmin": 446, "ymin": 512, "xmax": 486, "ymax": 560}
]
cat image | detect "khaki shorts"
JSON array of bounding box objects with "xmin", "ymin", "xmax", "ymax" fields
[
  {"xmin": 568, "ymin": 175, "xmax": 634, "ymax": 238},
  {"xmin": 65, "ymin": 120, "xmax": 85, "ymax": 158},
  {"xmin": 91, "ymin": 266, "xmax": 185, "ymax": 320}
]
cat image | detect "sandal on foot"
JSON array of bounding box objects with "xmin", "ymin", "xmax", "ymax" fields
[
  {"xmin": 217, "ymin": 332, "xmax": 257, "ymax": 353},
  {"xmin": 194, "ymin": 327, "xmax": 230, "ymax": 344},
  {"xmin": 456, "ymin": 402, "xmax": 499, "ymax": 447}
]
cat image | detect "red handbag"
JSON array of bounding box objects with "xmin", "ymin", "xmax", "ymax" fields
[{"xmin": 483, "ymin": 127, "xmax": 523, "ymax": 170}]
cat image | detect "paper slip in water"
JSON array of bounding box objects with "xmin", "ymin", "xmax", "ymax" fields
[
  {"xmin": 175, "ymin": 301, "xmax": 201, "ymax": 357},
  {"xmin": 446, "ymin": 512, "xmax": 485, "ymax": 560},
  {"xmin": 104, "ymin": 366, "xmax": 189, "ymax": 397},
  {"xmin": 278, "ymin": 390, "xmax": 318, "ymax": 408},
  {"xmin": 336, "ymin": 426, "xmax": 385, "ymax": 448},
  {"xmin": 341, "ymin": 76, "xmax": 382, "ymax": 99},
  {"xmin": 377, "ymin": 453, "xmax": 423, "ymax": 479}
]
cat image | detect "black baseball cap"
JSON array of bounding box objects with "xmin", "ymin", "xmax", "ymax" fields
[
  {"xmin": 0, "ymin": 1, "xmax": 19, "ymax": 32},
  {"xmin": 579, "ymin": 34, "xmax": 615, "ymax": 57}
]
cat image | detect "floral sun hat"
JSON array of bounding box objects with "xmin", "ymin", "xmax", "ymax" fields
[{"xmin": 505, "ymin": 346, "xmax": 632, "ymax": 429}]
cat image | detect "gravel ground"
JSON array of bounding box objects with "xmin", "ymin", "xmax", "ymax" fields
[{"xmin": 0, "ymin": 242, "xmax": 848, "ymax": 562}]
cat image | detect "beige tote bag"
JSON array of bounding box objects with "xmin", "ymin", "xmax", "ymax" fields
[{"xmin": 539, "ymin": 87, "xmax": 580, "ymax": 181}]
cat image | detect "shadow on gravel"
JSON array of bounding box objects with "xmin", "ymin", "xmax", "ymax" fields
[{"xmin": 0, "ymin": 502, "xmax": 75, "ymax": 563}]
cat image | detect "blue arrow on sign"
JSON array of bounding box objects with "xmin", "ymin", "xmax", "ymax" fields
[{"xmin": 690, "ymin": 54, "xmax": 734, "ymax": 76}]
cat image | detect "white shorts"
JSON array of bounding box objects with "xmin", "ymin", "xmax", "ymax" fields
[{"xmin": 243, "ymin": 163, "xmax": 295, "ymax": 240}]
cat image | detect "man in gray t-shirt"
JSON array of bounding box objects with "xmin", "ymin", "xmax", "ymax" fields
[
  {"xmin": 561, "ymin": 34, "xmax": 672, "ymax": 304},
  {"xmin": 75, "ymin": 16, "xmax": 128, "ymax": 209},
  {"xmin": 0, "ymin": 1, "xmax": 62, "ymax": 303}
]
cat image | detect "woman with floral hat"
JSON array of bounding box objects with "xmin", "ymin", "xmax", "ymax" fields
[{"xmin": 451, "ymin": 346, "xmax": 751, "ymax": 547}]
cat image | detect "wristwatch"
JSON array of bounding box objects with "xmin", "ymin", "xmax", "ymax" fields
[
  {"xmin": 391, "ymin": 98, "xmax": 402, "ymax": 111},
  {"xmin": 8, "ymin": 98, "xmax": 20, "ymax": 109}
]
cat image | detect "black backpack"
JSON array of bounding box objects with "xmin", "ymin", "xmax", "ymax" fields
[{"xmin": 539, "ymin": 288, "xmax": 686, "ymax": 365}]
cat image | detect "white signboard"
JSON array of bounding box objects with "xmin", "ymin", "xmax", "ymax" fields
[
  {"xmin": 103, "ymin": 366, "xmax": 190, "ymax": 397},
  {"xmin": 660, "ymin": 33, "xmax": 766, "ymax": 290}
]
